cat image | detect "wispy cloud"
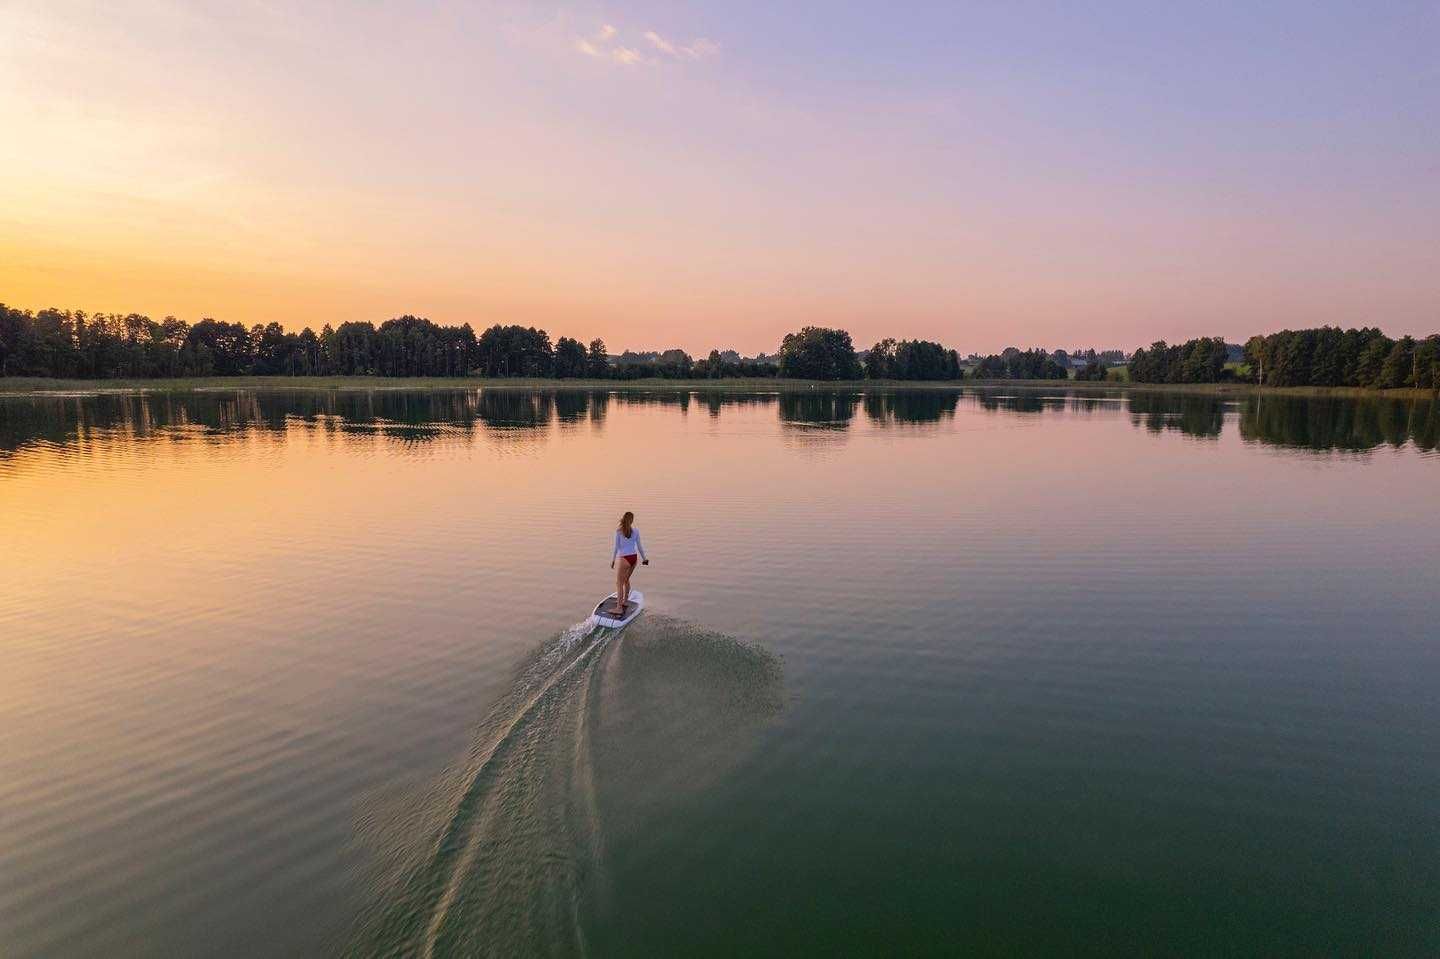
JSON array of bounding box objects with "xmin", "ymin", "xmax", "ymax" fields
[
  {"xmin": 574, "ymin": 23, "xmax": 718, "ymax": 67},
  {"xmin": 681, "ymin": 38, "xmax": 720, "ymax": 60},
  {"xmin": 643, "ymin": 30, "xmax": 676, "ymax": 56},
  {"xmin": 574, "ymin": 24, "xmax": 615, "ymax": 59},
  {"xmin": 644, "ymin": 30, "xmax": 719, "ymax": 60}
]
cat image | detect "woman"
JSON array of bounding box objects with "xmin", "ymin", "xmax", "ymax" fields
[{"xmin": 609, "ymin": 511, "xmax": 649, "ymax": 616}]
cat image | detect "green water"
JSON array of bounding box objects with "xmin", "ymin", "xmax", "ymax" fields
[{"xmin": 2, "ymin": 388, "xmax": 1437, "ymax": 956}]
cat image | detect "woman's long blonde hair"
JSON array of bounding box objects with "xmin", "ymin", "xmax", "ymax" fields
[{"xmin": 618, "ymin": 511, "xmax": 634, "ymax": 536}]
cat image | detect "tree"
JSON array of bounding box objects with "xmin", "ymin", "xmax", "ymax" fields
[
  {"xmin": 1130, "ymin": 337, "xmax": 1228, "ymax": 384},
  {"xmin": 1310, "ymin": 326, "xmax": 1344, "ymax": 386},
  {"xmin": 445, "ymin": 323, "xmax": 478, "ymax": 376},
  {"xmin": 698, "ymin": 349, "xmax": 728, "ymax": 379},
  {"xmin": 694, "ymin": 350, "xmax": 778, "ymax": 380},
  {"xmin": 1178, "ymin": 337, "xmax": 1228, "ymax": 383},
  {"xmin": 1245, "ymin": 327, "xmax": 1397, "ymax": 388},
  {"xmin": 658, "ymin": 349, "xmax": 693, "ymax": 378},
  {"xmin": 891, "ymin": 340, "xmax": 959, "ymax": 380},
  {"xmin": 778, "ymin": 327, "xmax": 861, "ymax": 380},
  {"xmin": 152, "ymin": 316, "xmax": 189, "ymax": 377},
  {"xmin": 587, "ymin": 338, "xmax": 609, "ymax": 378},
  {"xmin": 1244, "ymin": 335, "xmax": 1270, "ymax": 385},
  {"xmin": 252, "ymin": 321, "xmax": 295, "ymax": 375},
  {"xmin": 553, "ymin": 336, "xmax": 587, "ymax": 378},
  {"xmin": 476, "ymin": 325, "xmax": 554, "ymax": 377},
  {"xmin": 1076, "ymin": 358, "xmax": 1108, "ymax": 381},
  {"xmin": 1128, "ymin": 342, "xmax": 1175, "ymax": 383},
  {"xmin": 185, "ymin": 319, "xmax": 252, "ymax": 375},
  {"xmin": 372, "ymin": 315, "xmax": 465, "ymax": 376},
  {"xmin": 295, "ymin": 327, "xmax": 320, "ymax": 375},
  {"xmin": 1413, "ymin": 336, "xmax": 1440, "ymax": 392},
  {"xmin": 864, "ymin": 339, "xmax": 896, "ymax": 379},
  {"xmin": 1342, "ymin": 328, "xmax": 1386, "ymax": 385},
  {"xmin": 1377, "ymin": 336, "xmax": 1416, "ymax": 389},
  {"xmin": 1272, "ymin": 329, "xmax": 1318, "ymax": 386},
  {"xmin": 0, "ymin": 304, "xmax": 33, "ymax": 375},
  {"xmin": 972, "ymin": 348, "xmax": 1067, "ymax": 380},
  {"xmin": 331, "ymin": 321, "xmax": 376, "ymax": 375},
  {"xmin": 970, "ymin": 354, "xmax": 1007, "ymax": 378},
  {"xmin": 1355, "ymin": 336, "xmax": 1393, "ymax": 388},
  {"xmin": 318, "ymin": 324, "xmax": 338, "ymax": 374},
  {"xmin": 696, "ymin": 347, "xmax": 754, "ymax": 377}
]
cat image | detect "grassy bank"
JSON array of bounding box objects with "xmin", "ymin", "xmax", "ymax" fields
[{"xmin": 0, "ymin": 374, "xmax": 1435, "ymax": 399}]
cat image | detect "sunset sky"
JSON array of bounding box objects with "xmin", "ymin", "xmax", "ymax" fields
[{"xmin": 2, "ymin": 0, "xmax": 1437, "ymax": 355}]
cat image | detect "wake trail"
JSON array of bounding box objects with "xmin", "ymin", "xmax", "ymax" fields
[
  {"xmin": 347, "ymin": 613, "xmax": 784, "ymax": 959},
  {"xmin": 351, "ymin": 617, "xmax": 618, "ymax": 958},
  {"xmin": 418, "ymin": 620, "xmax": 614, "ymax": 958}
]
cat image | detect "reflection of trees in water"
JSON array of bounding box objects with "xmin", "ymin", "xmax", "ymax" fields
[
  {"xmin": 958, "ymin": 387, "xmax": 1439, "ymax": 452},
  {"xmin": 323, "ymin": 392, "xmax": 484, "ymax": 441},
  {"xmin": 778, "ymin": 392, "xmax": 858, "ymax": 430},
  {"xmin": 971, "ymin": 391, "xmax": 1067, "ymax": 415},
  {"xmin": 862, "ymin": 391, "xmax": 959, "ymax": 425},
  {"xmin": 1126, "ymin": 393, "xmax": 1225, "ymax": 439},
  {"xmin": 1, "ymin": 395, "xmax": 101, "ymax": 452},
  {"xmin": 610, "ymin": 392, "xmax": 691, "ymax": 415},
  {"xmin": 0, "ymin": 390, "xmax": 556, "ymax": 454},
  {"xmin": 474, "ymin": 390, "xmax": 552, "ymax": 431},
  {"xmin": 3, "ymin": 389, "xmax": 803, "ymax": 454},
  {"xmin": 0, "ymin": 392, "xmax": 271, "ymax": 453},
  {"xmin": 694, "ymin": 392, "xmax": 777, "ymax": 419},
  {"xmin": 1240, "ymin": 395, "xmax": 1440, "ymax": 453},
  {"xmin": 968, "ymin": 390, "xmax": 1126, "ymax": 419},
  {"xmin": 553, "ymin": 391, "xmax": 591, "ymax": 424},
  {"xmin": 7, "ymin": 388, "xmax": 1437, "ymax": 458},
  {"xmin": 1063, "ymin": 393, "xmax": 1127, "ymax": 416}
]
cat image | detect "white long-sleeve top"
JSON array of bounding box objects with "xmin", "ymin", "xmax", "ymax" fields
[{"xmin": 612, "ymin": 528, "xmax": 646, "ymax": 562}]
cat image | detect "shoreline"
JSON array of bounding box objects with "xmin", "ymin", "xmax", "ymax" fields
[{"xmin": 0, "ymin": 375, "xmax": 1435, "ymax": 400}]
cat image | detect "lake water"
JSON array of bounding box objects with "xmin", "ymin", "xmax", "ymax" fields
[{"xmin": 2, "ymin": 387, "xmax": 1438, "ymax": 956}]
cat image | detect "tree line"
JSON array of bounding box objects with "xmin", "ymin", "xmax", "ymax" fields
[
  {"xmin": 1126, "ymin": 329, "xmax": 1440, "ymax": 389},
  {"xmin": 0, "ymin": 304, "xmax": 787, "ymax": 382},
  {"xmin": 2, "ymin": 303, "xmax": 1436, "ymax": 390},
  {"xmin": 1243, "ymin": 328, "xmax": 1440, "ymax": 390},
  {"xmin": 1127, "ymin": 337, "xmax": 1231, "ymax": 384},
  {"xmin": 0, "ymin": 305, "xmax": 626, "ymax": 380},
  {"xmin": 969, "ymin": 348, "xmax": 1069, "ymax": 380}
]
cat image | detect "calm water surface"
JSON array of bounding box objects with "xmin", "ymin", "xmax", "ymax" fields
[{"xmin": 2, "ymin": 388, "xmax": 1438, "ymax": 956}]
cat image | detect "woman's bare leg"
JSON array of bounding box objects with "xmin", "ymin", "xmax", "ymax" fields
[{"xmin": 616, "ymin": 562, "xmax": 633, "ymax": 613}]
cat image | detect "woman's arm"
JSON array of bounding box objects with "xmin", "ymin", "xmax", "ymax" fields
[
  {"xmin": 611, "ymin": 531, "xmax": 619, "ymax": 565},
  {"xmin": 636, "ymin": 530, "xmax": 648, "ymax": 563}
]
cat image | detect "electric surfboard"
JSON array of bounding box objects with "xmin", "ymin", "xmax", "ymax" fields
[{"xmin": 592, "ymin": 590, "xmax": 644, "ymax": 629}]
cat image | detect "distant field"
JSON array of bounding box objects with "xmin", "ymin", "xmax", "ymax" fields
[{"xmin": 0, "ymin": 375, "xmax": 1433, "ymax": 398}]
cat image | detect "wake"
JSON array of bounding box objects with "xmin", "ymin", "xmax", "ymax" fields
[
  {"xmin": 351, "ymin": 618, "xmax": 618, "ymax": 957},
  {"xmin": 347, "ymin": 614, "xmax": 784, "ymax": 958}
]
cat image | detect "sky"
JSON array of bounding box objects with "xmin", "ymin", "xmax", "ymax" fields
[{"xmin": 1, "ymin": 0, "xmax": 1437, "ymax": 355}]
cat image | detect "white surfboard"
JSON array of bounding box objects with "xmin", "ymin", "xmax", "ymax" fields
[{"xmin": 592, "ymin": 590, "xmax": 644, "ymax": 629}]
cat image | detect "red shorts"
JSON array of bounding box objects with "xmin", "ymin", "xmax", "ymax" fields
[{"xmin": 620, "ymin": 554, "xmax": 638, "ymax": 567}]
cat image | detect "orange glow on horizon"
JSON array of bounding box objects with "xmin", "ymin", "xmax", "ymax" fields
[{"xmin": 3, "ymin": 2, "xmax": 1436, "ymax": 355}]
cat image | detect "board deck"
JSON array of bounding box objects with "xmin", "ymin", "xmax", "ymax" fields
[{"xmin": 592, "ymin": 590, "xmax": 644, "ymax": 628}]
